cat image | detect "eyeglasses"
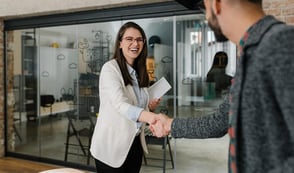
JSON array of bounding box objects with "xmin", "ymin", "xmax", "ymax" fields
[
  {"xmin": 122, "ymin": 36, "xmax": 145, "ymax": 44},
  {"xmin": 197, "ymin": 0, "xmax": 206, "ymax": 14}
]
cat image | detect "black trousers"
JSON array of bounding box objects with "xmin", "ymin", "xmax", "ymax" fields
[{"xmin": 95, "ymin": 135, "xmax": 143, "ymax": 173}]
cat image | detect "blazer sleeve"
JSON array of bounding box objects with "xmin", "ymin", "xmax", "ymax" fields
[{"xmin": 171, "ymin": 94, "xmax": 229, "ymax": 139}]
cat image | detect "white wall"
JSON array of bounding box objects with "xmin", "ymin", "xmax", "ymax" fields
[
  {"xmin": 0, "ymin": 0, "xmax": 172, "ymax": 19},
  {"xmin": 40, "ymin": 47, "xmax": 79, "ymax": 100}
]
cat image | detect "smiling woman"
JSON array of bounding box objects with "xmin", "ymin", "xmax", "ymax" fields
[
  {"xmin": 4, "ymin": 9, "xmax": 234, "ymax": 173},
  {"xmin": 89, "ymin": 21, "xmax": 163, "ymax": 173}
]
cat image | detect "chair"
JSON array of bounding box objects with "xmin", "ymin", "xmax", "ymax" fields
[
  {"xmin": 143, "ymin": 134, "xmax": 174, "ymax": 171},
  {"xmin": 13, "ymin": 122, "xmax": 22, "ymax": 142},
  {"xmin": 143, "ymin": 108, "xmax": 174, "ymax": 172},
  {"xmin": 40, "ymin": 95, "xmax": 55, "ymax": 116},
  {"xmin": 64, "ymin": 110, "xmax": 95, "ymax": 165}
]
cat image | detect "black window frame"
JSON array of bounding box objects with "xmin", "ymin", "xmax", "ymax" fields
[{"xmin": 4, "ymin": 1, "xmax": 198, "ymax": 30}]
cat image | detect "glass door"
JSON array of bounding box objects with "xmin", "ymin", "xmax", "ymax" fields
[{"xmin": 6, "ymin": 13, "xmax": 236, "ymax": 172}]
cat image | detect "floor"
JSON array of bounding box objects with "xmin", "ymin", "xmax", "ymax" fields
[
  {"xmin": 3, "ymin": 135, "xmax": 229, "ymax": 173},
  {"xmin": 0, "ymin": 157, "xmax": 94, "ymax": 173},
  {"xmin": 141, "ymin": 135, "xmax": 229, "ymax": 173},
  {"xmin": 0, "ymin": 157, "xmax": 60, "ymax": 173},
  {"xmin": 10, "ymin": 98, "xmax": 229, "ymax": 173}
]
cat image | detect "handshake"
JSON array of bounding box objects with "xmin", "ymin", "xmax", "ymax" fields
[{"xmin": 149, "ymin": 114, "xmax": 173, "ymax": 138}]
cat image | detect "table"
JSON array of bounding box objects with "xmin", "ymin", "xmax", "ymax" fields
[{"xmin": 40, "ymin": 101, "xmax": 74, "ymax": 117}]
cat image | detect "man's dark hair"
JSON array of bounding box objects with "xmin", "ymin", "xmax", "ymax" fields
[
  {"xmin": 244, "ymin": 0, "xmax": 263, "ymax": 6},
  {"xmin": 248, "ymin": 0, "xmax": 262, "ymax": 4}
]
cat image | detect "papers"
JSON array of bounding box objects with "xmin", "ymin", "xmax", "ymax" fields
[{"xmin": 148, "ymin": 77, "xmax": 172, "ymax": 99}]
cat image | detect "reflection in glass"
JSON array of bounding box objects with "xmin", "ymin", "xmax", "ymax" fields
[{"xmin": 6, "ymin": 14, "xmax": 235, "ymax": 172}]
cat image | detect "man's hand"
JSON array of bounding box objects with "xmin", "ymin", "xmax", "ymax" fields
[{"xmin": 149, "ymin": 114, "xmax": 173, "ymax": 138}]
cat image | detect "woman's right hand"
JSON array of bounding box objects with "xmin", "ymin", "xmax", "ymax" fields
[{"xmin": 138, "ymin": 110, "xmax": 158, "ymax": 125}]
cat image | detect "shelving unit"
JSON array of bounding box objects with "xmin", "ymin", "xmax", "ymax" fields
[
  {"xmin": 79, "ymin": 30, "xmax": 110, "ymax": 73},
  {"xmin": 77, "ymin": 74, "xmax": 99, "ymax": 115},
  {"xmin": 24, "ymin": 34, "xmax": 38, "ymax": 120},
  {"xmin": 76, "ymin": 30, "xmax": 111, "ymax": 114},
  {"xmin": 14, "ymin": 33, "xmax": 38, "ymax": 121}
]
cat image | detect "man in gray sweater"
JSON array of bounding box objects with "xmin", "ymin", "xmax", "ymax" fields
[{"xmin": 150, "ymin": 0, "xmax": 294, "ymax": 172}]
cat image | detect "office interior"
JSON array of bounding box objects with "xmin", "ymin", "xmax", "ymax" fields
[{"xmin": 3, "ymin": 2, "xmax": 237, "ymax": 172}]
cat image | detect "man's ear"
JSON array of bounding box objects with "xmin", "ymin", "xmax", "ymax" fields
[{"xmin": 212, "ymin": 0, "xmax": 222, "ymax": 15}]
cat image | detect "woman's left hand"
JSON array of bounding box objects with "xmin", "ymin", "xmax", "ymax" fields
[{"xmin": 148, "ymin": 98, "xmax": 161, "ymax": 111}]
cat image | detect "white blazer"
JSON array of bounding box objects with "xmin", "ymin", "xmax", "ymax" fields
[{"xmin": 90, "ymin": 59, "xmax": 149, "ymax": 168}]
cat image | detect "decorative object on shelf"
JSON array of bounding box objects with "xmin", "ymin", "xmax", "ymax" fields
[
  {"xmin": 79, "ymin": 73, "xmax": 99, "ymax": 89},
  {"xmin": 148, "ymin": 35, "xmax": 161, "ymax": 48},
  {"xmin": 60, "ymin": 88, "xmax": 74, "ymax": 101},
  {"xmin": 78, "ymin": 38, "xmax": 89, "ymax": 49},
  {"xmin": 51, "ymin": 42, "xmax": 59, "ymax": 48},
  {"xmin": 24, "ymin": 36, "xmax": 35, "ymax": 46},
  {"xmin": 93, "ymin": 30, "xmax": 103, "ymax": 40}
]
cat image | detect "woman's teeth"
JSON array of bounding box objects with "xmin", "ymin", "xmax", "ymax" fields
[{"xmin": 130, "ymin": 48, "xmax": 138, "ymax": 52}]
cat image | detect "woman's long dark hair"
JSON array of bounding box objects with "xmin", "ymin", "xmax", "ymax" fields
[{"xmin": 112, "ymin": 21, "xmax": 149, "ymax": 87}]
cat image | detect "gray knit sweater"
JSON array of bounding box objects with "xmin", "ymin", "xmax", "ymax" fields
[{"xmin": 171, "ymin": 16, "xmax": 294, "ymax": 173}]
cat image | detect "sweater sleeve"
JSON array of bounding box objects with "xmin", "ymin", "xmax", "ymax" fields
[{"xmin": 171, "ymin": 94, "xmax": 230, "ymax": 139}]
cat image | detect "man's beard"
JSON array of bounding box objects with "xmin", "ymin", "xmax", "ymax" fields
[{"xmin": 207, "ymin": 9, "xmax": 228, "ymax": 42}]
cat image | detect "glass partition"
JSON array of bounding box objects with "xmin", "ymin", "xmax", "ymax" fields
[{"xmin": 7, "ymin": 14, "xmax": 235, "ymax": 172}]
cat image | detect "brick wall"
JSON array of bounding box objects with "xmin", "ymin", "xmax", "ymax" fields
[
  {"xmin": 0, "ymin": 0, "xmax": 293, "ymax": 158},
  {"xmin": 263, "ymin": 0, "xmax": 294, "ymax": 24},
  {"xmin": 0, "ymin": 20, "xmax": 4, "ymax": 157},
  {"xmin": 6, "ymin": 30, "xmax": 15, "ymax": 154},
  {"xmin": 0, "ymin": 21, "xmax": 15, "ymax": 157}
]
